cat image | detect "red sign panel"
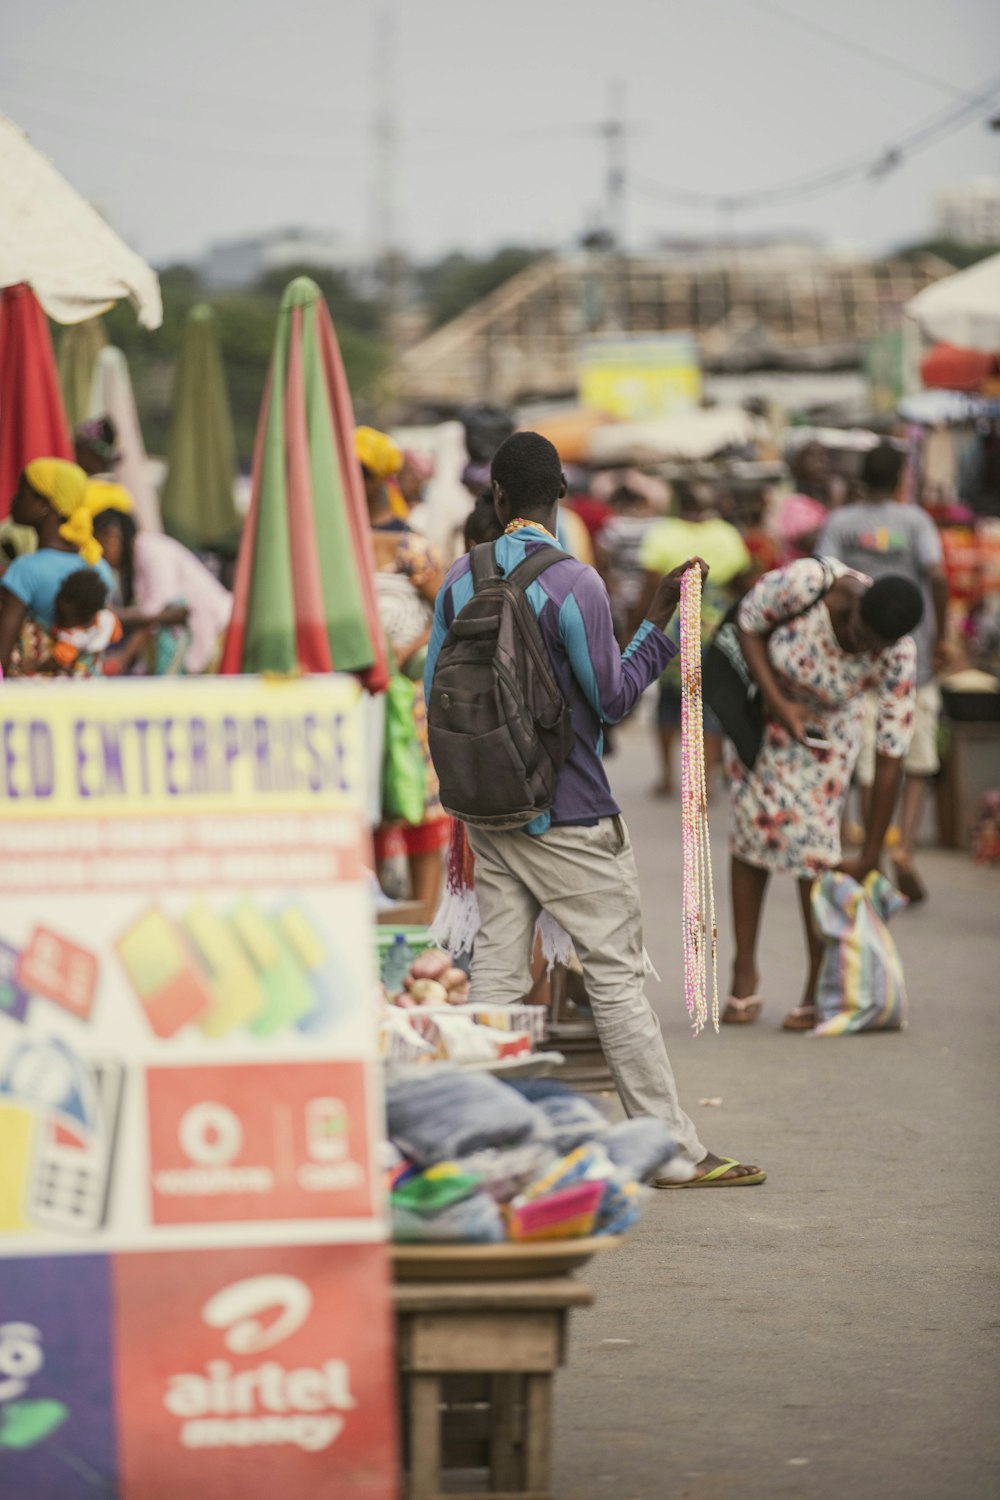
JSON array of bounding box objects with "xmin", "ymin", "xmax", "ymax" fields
[
  {"xmin": 114, "ymin": 1243, "xmax": 397, "ymax": 1500},
  {"xmin": 146, "ymin": 1061, "xmax": 375, "ymax": 1225}
]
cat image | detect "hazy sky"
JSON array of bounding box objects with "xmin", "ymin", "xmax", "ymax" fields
[{"xmin": 4, "ymin": 0, "xmax": 1000, "ymax": 268}]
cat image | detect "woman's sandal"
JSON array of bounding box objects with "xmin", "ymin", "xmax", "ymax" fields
[
  {"xmin": 891, "ymin": 856, "xmax": 927, "ymax": 905},
  {"xmin": 781, "ymin": 1005, "xmax": 818, "ymax": 1031},
  {"xmin": 721, "ymin": 996, "xmax": 763, "ymax": 1024}
]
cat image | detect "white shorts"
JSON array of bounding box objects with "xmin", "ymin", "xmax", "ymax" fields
[{"xmin": 855, "ymin": 682, "xmax": 941, "ymax": 787}]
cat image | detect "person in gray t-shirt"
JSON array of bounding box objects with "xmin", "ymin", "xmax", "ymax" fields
[{"xmin": 820, "ymin": 442, "xmax": 949, "ymax": 902}]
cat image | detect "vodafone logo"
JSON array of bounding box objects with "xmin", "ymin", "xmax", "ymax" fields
[
  {"xmin": 179, "ymin": 1103, "xmax": 243, "ymax": 1167},
  {"xmin": 153, "ymin": 1101, "xmax": 274, "ymax": 1199},
  {"xmin": 163, "ymin": 1275, "xmax": 356, "ymax": 1454},
  {"xmin": 201, "ymin": 1276, "xmax": 312, "ymax": 1355}
]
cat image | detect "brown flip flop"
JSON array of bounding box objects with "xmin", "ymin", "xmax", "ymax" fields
[
  {"xmin": 722, "ymin": 996, "xmax": 763, "ymax": 1024},
  {"xmin": 782, "ymin": 1005, "xmax": 818, "ymax": 1031}
]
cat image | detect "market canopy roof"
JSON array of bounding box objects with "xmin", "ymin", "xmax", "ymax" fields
[
  {"xmin": 905, "ymin": 252, "xmax": 1000, "ymax": 355},
  {"xmin": 0, "ymin": 113, "xmax": 162, "ymax": 329},
  {"xmin": 587, "ymin": 406, "xmax": 763, "ymax": 465}
]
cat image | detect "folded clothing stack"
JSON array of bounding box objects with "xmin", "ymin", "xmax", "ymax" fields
[{"xmin": 385, "ymin": 1072, "xmax": 678, "ymax": 1246}]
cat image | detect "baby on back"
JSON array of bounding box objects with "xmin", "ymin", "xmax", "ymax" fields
[{"xmin": 23, "ymin": 569, "xmax": 122, "ymax": 676}]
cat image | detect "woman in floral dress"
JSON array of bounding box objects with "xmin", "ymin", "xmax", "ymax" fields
[{"xmin": 724, "ymin": 556, "xmax": 923, "ymax": 1029}]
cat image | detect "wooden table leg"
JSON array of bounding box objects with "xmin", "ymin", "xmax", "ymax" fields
[
  {"xmin": 409, "ymin": 1373, "xmax": 443, "ymax": 1500},
  {"xmin": 523, "ymin": 1373, "xmax": 552, "ymax": 1496},
  {"xmin": 489, "ymin": 1373, "xmax": 522, "ymax": 1491}
]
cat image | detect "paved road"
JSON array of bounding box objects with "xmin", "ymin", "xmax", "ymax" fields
[{"xmin": 554, "ymin": 721, "xmax": 1000, "ymax": 1500}]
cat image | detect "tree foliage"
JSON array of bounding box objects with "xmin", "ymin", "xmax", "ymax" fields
[
  {"xmin": 101, "ymin": 265, "xmax": 387, "ymax": 466},
  {"xmin": 418, "ymin": 246, "xmax": 548, "ymax": 330},
  {"xmin": 894, "ymin": 237, "xmax": 1000, "ymax": 271}
]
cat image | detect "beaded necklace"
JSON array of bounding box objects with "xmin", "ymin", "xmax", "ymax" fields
[
  {"xmin": 679, "ymin": 566, "xmax": 719, "ymax": 1035},
  {"xmin": 503, "ymin": 518, "xmax": 559, "ymax": 542}
]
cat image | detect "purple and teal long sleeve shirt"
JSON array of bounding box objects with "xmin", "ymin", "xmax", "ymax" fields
[{"xmin": 424, "ymin": 525, "xmax": 676, "ymax": 834}]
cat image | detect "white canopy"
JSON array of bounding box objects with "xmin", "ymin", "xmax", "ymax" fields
[
  {"xmin": 587, "ymin": 406, "xmax": 764, "ymax": 465},
  {"xmin": 905, "ymin": 252, "xmax": 1000, "ymax": 355},
  {"xmin": 0, "ymin": 113, "xmax": 162, "ymax": 329}
]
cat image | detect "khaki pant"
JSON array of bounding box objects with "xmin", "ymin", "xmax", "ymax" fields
[{"xmin": 468, "ymin": 817, "xmax": 706, "ymax": 1171}]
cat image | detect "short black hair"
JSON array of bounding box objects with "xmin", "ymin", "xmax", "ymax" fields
[
  {"xmin": 54, "ymin": 569, "xmax": 109, "ymax": 629},
  {"xmin": 490, "ymin": 432, "xmax": 563, "ymax": 514},
  {"xmin": 862, "ymin": 441, "xmax": 906, "ymax": 496},
  {"xmin": 608, "ymin": 484, "xmax": 644, "ymax": 512},
  {"xmin": 860, "ymin": 574, "xmax": 924, "ymax": 644},
  {"xmin": 464, "ymin": 488, "xmax": 503, "ymax": 550}
]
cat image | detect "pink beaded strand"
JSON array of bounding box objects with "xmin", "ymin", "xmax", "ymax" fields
[{"xmin": 679, "ymin": 566, "xmax": 719, "ymax": 1035}]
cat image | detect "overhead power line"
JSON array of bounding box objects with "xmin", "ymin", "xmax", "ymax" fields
[
  {"xmin": 628, "ymin": 72, "xmax": 1000, "ymax": 214},
  {"xmin": 741, "ymin": 0, "xmax": 970, "ymax": 101}
]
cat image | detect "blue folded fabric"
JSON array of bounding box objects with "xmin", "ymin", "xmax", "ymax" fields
[
  {"xmin": 602, "ymin": 1118, "xmax": 677, "ymax": 1181},
  {"xmin": 391, "ymin": 1192, "xmax": 505, "ymax": 1244},
  {"xmin": 534, "ymin": 1093, "xmax": 609, "ymax": 1153},
  {"xmin": 387, "ymin": 1071, "xmax": 544, "ymax": 1166}
]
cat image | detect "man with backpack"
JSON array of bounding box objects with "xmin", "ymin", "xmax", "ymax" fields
[{"xmin": 425, "ymin": 433, "xmax": 765, "ymax": 1187}]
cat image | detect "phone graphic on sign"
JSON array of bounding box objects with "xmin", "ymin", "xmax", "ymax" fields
[
  {"xmin": 0, "ymin": 1038, "xmax": 123, "ymax": 1235},
  {"xmin": 28, "ymin": 1062, "xmax": 124, "ymax": 1234},
  {"xmin": 306, "ymin": 1099, "xmax": 349, "ymax": 1162}
]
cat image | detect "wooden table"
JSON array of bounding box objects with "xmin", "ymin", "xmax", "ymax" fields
[
  {"xmin": 936, "ymin": 719, "xmax": 1000, "ymax": 849},
  {"xmin": 394, "ymin": 1277, "xmax": 593, "ymax": 1500}
]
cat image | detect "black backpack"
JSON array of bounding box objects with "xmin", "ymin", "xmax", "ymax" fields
[{"xmin": 427, "ymin": 542, "xmax": 577, "ymax": 829}]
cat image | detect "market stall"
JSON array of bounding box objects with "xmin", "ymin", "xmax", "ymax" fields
[{"xmin": 372, "ymin": 919, "xmax": 679, "ymax": 1497}]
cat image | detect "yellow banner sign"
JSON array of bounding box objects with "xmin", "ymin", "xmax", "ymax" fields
[{"xmin": 0, "ymin": 676, "xmax": 363, "ymax": 818}]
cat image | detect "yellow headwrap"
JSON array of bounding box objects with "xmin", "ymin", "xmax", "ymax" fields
[
  {"xmin": 24, "ymin": 459, "xmax": 103, "ymax": 566},
  {"xmin": 85, "ymin": 480, "xmax": 134, "ymax": 517},
  {"xmin": 355, "ymin": 426, "xmax": 403, "ymax": 480}
]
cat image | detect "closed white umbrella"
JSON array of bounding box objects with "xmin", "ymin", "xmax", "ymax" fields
[
  {"xmin": 0, "ymin": 112, "xmax": 161, "ymax": 329},
  {"xmin": 905, "ymin": 252, "xmax": 1000, "ymax": 355},
  {"xmin": 88, "ymin": 347, "xmax": 163, "ymax": 532}
]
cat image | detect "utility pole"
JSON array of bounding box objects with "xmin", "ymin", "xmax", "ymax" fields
[
  {"xmin": 601, "ymin": 78, "xmax": 628, "ymax": 331},
  {"xmin": 372, "ymin": 1, "xmax": 400, "ymax": 343}
]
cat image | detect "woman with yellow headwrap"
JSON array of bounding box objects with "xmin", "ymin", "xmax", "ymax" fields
[
  {"xmin": 0, "ymin": 460, "xmax": 114, "ymax": 675},
  {"xmin": 355, "ymin": 425, "xmax": 409, "ymax": 525}
]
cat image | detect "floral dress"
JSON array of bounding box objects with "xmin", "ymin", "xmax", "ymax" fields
[
  {"xmin": 727, "ymin": 557, "xmax": 916, "ymax": 877},
  {"xmin": 374, "ymin": 527, "xmax": 449, "ymax": 849}
]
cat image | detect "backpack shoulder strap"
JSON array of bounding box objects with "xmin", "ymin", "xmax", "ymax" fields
[
  {"xmin": 505, "ymin": 544, "xmax": 573, "ymax": 592},
  {"xmin": 470, "ymin": 542, "xmax": 501, "ymax": 592}
]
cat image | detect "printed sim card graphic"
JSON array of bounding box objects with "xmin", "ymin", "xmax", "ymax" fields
[
  {"xmin": 16, "ymin": 928, "xmax": 99, "ymax": 1022},
  {"xmin": 0, "ymin": 1037, "xmax": 123, "ymax": 1235},
  {"xmin": 0, "ymin": 940, "xmax": 31, "ymax": 1025},
  {"xmin": 115, "ymin": 908, "xmax": 214, "ymax": 1039}
]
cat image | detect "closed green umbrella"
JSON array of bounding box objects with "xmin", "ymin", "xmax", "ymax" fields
[
  {"xmin": 161, "ymin": 303, "xmax": 240, "ymax": 552},
  {"xmin": 57, "ymin": 315, "xmax": 106, "ymax": 431},
  {"xmin": 221, "ymin": 276, "xmax": 388, "ymax": 690}
]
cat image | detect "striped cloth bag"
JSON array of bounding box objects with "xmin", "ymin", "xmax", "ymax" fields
[{"xmin": 811, "ymin": 871, "xmax": 908, "ymax": 1035}]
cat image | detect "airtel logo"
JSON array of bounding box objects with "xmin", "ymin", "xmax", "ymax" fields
[
  {"xmin": 164, "ymin": 1277, "xmax": 356, "ymax": 1453},
  {"xmin": 201, "ymin": 1276, "xmax": 313, "ymax": 1354}
]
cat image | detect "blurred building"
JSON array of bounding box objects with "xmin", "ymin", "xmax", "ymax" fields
[
  {"xmin": 200, "ymin": 227, "xmax": 369, "ymax": 290},
  {"xmin": 399, "ymin": 244, "xmax": 952, "ymax": 414},
  {"xmin": 934, "ymin": 179, "xmax": 1000, "ymax": 246}
]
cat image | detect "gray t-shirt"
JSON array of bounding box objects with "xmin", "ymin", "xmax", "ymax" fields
[{"xmin": 820, "ymin": 501, "xmax": 943, "ymax": 684}]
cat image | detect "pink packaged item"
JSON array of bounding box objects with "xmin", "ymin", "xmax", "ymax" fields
[{"xmin": 505, "ymin": 1181, "xmax": 604, "ymax": 1241}]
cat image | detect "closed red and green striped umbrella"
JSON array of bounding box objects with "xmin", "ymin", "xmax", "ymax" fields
[
  {"xmin": 221, "ymin": 277, "xmax": 387, "ymax": 691},
  {"xmin": 0, "ymin": 283, "xmax": 73, "ymax": 516}
]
